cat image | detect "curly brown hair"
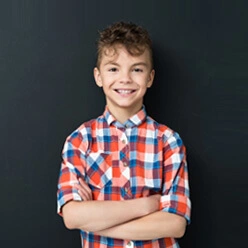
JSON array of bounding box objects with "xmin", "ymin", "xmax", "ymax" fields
[{"xmin": 96, "ymin": 21, "xmax": 153, "ymax": 68}]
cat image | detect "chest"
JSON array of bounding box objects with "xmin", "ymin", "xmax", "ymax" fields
[{"xmin": 84, "ymin": 127, "xmax": 165, "ymax": 199}]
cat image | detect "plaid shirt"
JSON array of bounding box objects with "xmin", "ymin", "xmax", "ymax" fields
[{"xmin": 57, "ymin": 107, "xmax": 191, "ymax": 248}]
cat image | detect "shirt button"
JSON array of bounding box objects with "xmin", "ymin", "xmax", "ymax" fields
[
  {"xmin": 121, "ymin": 139, "xmax": 126, "ymax": 144},
  {"xmin": 126, "ymin": 241, "xmax": 133, "ymax": 248},
  {"xmin": 123, "ymin": 162, "xmax": 128, "ymax": 167}
]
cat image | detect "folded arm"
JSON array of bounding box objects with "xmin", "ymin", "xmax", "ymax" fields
[
  {"xmin": 96, "ymin": 210, "xmax": 186, "ymax": 240},
  {"xmin": 62, "ymin": 179, "xmax": 161, "ymax": 232},
  {"xmin": 63, "ymin": 178, "xmax": 186, "ymax": 240}
]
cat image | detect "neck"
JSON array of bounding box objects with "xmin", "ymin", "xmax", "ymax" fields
[{"xmin": 107, "ymin": 105, "xmax": 142, "ymax": 124}]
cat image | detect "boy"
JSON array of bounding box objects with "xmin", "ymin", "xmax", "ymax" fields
[{"xmin": 57, "ymin": 21, "xmax": 191, "ymax": 248}]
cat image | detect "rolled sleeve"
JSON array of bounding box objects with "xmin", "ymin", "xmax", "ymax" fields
[
  {"xmin": 57, "ymin": 131, "xmax": 87, "ymax": 216},
  {"xmin": 57, "ymin": 161, "xmax": 83, "ymax": 216},
  {"xmin": 160, "ymin": 132, "xmax": 191, "ymax": 224},
  {"xmin": 160, "ymin": 193, "xmax": 191, "ymax": 223}
]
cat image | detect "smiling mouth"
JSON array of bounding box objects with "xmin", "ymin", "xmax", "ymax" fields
[{"xmin": 115, "ymin": 89, "xmax": 136, "ymax": 94}]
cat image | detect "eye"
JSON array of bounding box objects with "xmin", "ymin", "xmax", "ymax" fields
[
  {"xmin": 133, "ymin": 68, "xmax": 143, "ymax": 72},
  {"xmin": 108, "ymin": 67, "xmax": 118, "ymax": 72}
]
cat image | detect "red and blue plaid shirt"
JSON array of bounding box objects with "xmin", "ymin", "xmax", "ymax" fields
[{"xmin": 57, "ymin": 106, "xmax": 191, "ymax": 248}]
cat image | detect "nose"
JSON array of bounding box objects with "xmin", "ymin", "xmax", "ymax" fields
[{"xmin": 119, "ymin": 70, "xmax": 132, "ymax": 84}]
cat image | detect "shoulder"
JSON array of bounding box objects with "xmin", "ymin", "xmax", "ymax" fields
[
  {"xmin": 63, "ymin": 113, "xmax": 106, "ymax": 151},
  {"xmin": 146, "ymin": 115, "xmax": 174, "ymax": 137},
  {"xmin": 146, "ymin": 116, "xmax": 184, "ymax": 146}
]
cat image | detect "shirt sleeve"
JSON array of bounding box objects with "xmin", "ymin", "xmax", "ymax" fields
[
  {"xmin": 160, "ymin": 131, "xmax": 191, "ymax": 224},
  {"xmin": 57, "ymin": 130, "xmax": 87, "ymax": 216}
]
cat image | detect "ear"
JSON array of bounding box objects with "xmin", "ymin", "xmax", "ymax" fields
[
  {"xmin": 94, "ymin": 67, "xmax": 103, "ymax": 87},
  {"xmin": 147, "ymin": 69, "xmax": 155, "ymax": 88}
]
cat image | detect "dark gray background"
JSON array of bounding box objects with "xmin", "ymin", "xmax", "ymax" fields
[{"xmin": 0, "ymin": 0, "xmax": 247, "ymax": 247}]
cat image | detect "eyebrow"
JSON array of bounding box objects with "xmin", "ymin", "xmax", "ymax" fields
[
  {"xmin": 103, "ymin": 61, "xmax": 149, "ymax": 67},
  {"xmin": 103, "ymin": 61, "xmax": 119, "ymax": 66},
  {"xmin": 132, "ymin": 62, "xmax": 149, "ymax": 67}
]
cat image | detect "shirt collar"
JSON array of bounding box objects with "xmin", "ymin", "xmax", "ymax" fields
[{"xmin": 103, "ymin": 106, "xmax": 147, "ymax": 128}]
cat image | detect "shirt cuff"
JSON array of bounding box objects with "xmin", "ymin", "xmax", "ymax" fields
[
  {"xmin": 57, "ymin": 188, "xmax": 82, "ymax": 216},
  {"xmin": 160, "ymin": 194, "xmax": 191, "ymax": 224}
]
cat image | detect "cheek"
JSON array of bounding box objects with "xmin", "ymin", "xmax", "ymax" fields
[
  {"xmin": 101, "ymin": 74, "xmax": 116, "ymax": 83},
  {"xmin": 138, "ymin": 76, "xmax": 151, "ymax": 87}
]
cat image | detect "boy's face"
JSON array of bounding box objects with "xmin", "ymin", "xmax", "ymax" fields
[{"xmin": 94, "ymin": 45, "xmax": 155, "ymax": 116}]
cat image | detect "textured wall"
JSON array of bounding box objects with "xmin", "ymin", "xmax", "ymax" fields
[{"xmin": 0, "ymin": 1, "xmax": 247, "ymax": 247}]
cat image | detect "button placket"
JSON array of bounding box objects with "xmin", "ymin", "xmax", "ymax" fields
[
  {"xmin": 119, "ymin": 131, "xmax": 129, "ymax": 167},
  {"xmin": 120, "ymin": 133, "xmax": 128, "ymax": 146},
  {"xmin": 116, "ymin": 126, "xmax": 132, "ymax": 199}
]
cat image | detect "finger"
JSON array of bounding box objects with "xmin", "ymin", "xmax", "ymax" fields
[
  {"xmin": 78, "ymin": 178, "xmax": 93, "ymax": 200},
  {"xmin": 75, "ymin": 179, "xmax": 93, "ymax": 200},
  {"xmin": 75, "ymin": 184, "xmax": 91, "ymax": 201},
  {"xmin": 79, "ymin": 178, "xmax": 92, "ymax": 191},
  {"xmin": 142, "ymin": 189, "xmax": 149, "ymax": 197},
  {"xmin": 77, "ymin": 187, "xmax": 91, "ymax": 201}
]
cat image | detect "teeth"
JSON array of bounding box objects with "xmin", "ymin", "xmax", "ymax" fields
[{"xmin": 117, "ymin": 90, "xmax": 133, "ymax": 94}]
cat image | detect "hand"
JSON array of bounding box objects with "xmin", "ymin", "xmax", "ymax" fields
[
  {"xmin": 74, "ymin": 178, "xmax": 93, "ymax": 201},
  {"xmin": 143, "ymin": 194, "xmax": 161, "ymax": 214}
]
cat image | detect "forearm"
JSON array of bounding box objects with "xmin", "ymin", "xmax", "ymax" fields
[
  {"xmin": 62, "ymin": 196, "xmax": 159, "ymax": 232},
  {"xmin": 95, "ymin": 211, "xmax": 187, "ymax": 240}
]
